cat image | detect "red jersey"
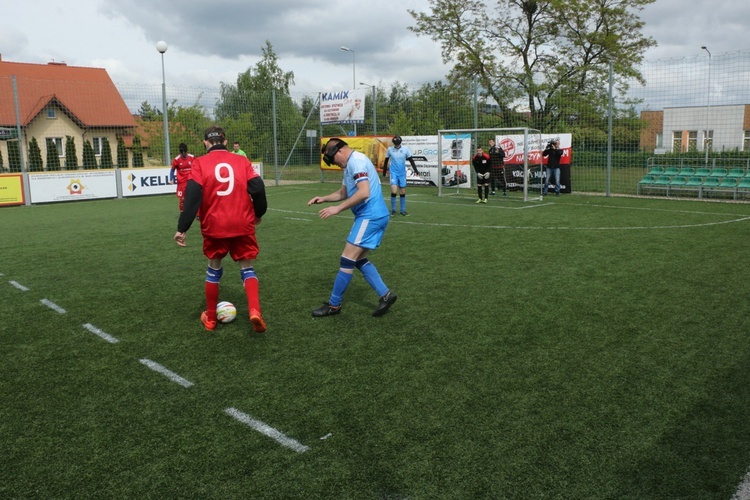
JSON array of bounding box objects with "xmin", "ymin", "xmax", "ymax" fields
[
  {"xmin": 189, "ymin": 148, "xmax": 260, "ymax": 239},
  {"xmin": 171, "ymin": 153, "xmax": 195, "ymax": 188}
]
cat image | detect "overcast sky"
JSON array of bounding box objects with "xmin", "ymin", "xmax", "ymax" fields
[{"xmin": 2, "ymin": 0, "xmax": 749, "ymax": 103}]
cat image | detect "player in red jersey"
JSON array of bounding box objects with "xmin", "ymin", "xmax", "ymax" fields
[
  {"xmin": 170, "ymin": 143, "xmax": 195, "ymax": 212},
  {"xmin": 173, "ymin": 125, "xmax": 268, "ymax": 333}
]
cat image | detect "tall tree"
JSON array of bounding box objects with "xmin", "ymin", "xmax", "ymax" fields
[
  {"xmin": 132, "ymin": 135, "xmax": 144, "ymax": 167},
  {"xmin": 116, "ymin": 136, "xmax": 128, "ymax": 168},
  {"xmin": 28, "ymin": 137, "xmax": 44, "ymax": 172},
  {"xmin": 65, "ymin": 136, "xmax": 77, "ymax": 169},
  {"xmin": 7, "ymin": 141, "xmax": 21, "ymax": 172},
  {"xmin": 100, "ymin": 137, "xmax": 113, "ymax": 168},
  {"xmin": 408, "ymin": 0, "xmax": 656, "ymax": 130},
  {"xmin": 82, "ymin": 140, "xmax": 97, "ymax": 169},
  {"xmin": 46, "ymin": 141, "xmax": 61, "ymax": 171}
]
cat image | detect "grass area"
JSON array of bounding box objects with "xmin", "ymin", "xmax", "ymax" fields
[{"xmin": 2, "ymin": 187, "xmax": 750, "ymax": 498}]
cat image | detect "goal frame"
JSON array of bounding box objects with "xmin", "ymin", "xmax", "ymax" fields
[{"xmin": 437, "ymin": 127, "xmax": 543, "ymax": 201}]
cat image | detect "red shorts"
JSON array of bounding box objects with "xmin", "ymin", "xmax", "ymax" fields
[{"xmin": 203, "ymin": 234, "xmax": 259, "ymax": 261}]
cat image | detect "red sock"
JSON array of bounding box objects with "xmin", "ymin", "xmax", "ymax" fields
[
  {"xmin": 205, "ymin": 282, "xmax": 219, "ymax": 321},
  {"xmin": 244, "ymin": 277, "xmax": 260, "ymax": 313}
]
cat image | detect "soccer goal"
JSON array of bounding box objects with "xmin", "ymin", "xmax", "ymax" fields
[{"xmin": 437, "ymin": 127, "xmax": 544, "ymax": 201}]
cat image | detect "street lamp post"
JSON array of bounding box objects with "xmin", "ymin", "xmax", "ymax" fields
[
  {"xmin": 340, "ymin": 46, "xmax": 356, "ymax": 136},
  {"xmin": 701, "ymin": 46, "xmax": 711, "ymax": 165},
  {"xmin": 360, "ymin": 82, "xmax": 376, "ymax": 135},
  {"xmin": 156, "ymin": 40, "xmax": 171, "ymax": 166}
]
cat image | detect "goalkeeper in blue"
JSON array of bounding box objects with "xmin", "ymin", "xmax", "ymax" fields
[
  {"xmin": 382, "ymin": 135, "xmax": 419, "ymax": 216},
  {"xmin": 308, "ymin": 138, "xmax": 398, "ymax": 318}
]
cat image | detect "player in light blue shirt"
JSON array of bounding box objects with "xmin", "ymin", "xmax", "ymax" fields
[
  {"xmin": 308, "ymin": 138, "xmax": 397, "ymax": 318},
  {"xmin": 382, "ymin": 135, "xmax": 419, "ymax": 216}
]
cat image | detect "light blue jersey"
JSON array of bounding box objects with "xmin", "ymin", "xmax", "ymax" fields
[
  {"xmin": 343, "ymin": 150, "xmax": 390, "ymax": 220},
  {"xmin": 386, "ymin": 146, "xmax": 413, "ymax": 177}
]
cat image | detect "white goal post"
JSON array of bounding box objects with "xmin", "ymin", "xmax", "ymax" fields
[{"xmin": 437, "ymin": 127, "xmax": 543, "ymax": 201}]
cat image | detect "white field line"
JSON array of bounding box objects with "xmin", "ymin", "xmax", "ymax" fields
[
  {"xmin": 732, "ymin": 468, "xmax": 750, "ymax": 500},
  {"xmin": 40, "ymin": 299, "xmax": 66, "ymax": 314},
  {"xmin": 224, "ymin": 407, "xmax": 309, "ymax": 453},
  {"xmin": 82, "ymin": 323, "xmax": 119, "ymax": 344},
  {"xmin": 9, "ymin": 281, "xmax": 29, "ymax": 291},
  {"xmin": 139, "ymin": 358, "xmax": 194, "ymax": 388}
]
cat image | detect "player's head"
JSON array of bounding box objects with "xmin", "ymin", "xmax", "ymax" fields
[
  {"xmin": 488, "ymin": 139, "xmax": 495, "ymax": 146},
  {"xmin": 476, "ymin": 147, "xmax": 484, "ymax": 154},
  {"xmin": 204, "ymin": 125, "xmax": 226, "ymax": 146},
  {"xmin": 233, "ymin": 141, "xmax": 240, "ymax": 150},
  {"xmin": 321, "ymin": 138, "xmax": 348, "ymax": 167},
  {"xmin": 179, "ymin": 143, "xmax": 188, "ymax": 155},
  {"xmin": 392, "ymin": 135, "xmax": 402, "ymax": 148}
]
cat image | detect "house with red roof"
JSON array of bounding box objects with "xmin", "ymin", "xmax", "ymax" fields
[{"xmin": 0, "ymin": 55, "xmax": 137, "ymax": 170}]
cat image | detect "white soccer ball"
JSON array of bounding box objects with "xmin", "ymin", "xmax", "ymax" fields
[{"xmin": 216, "ymin": 301, "xmax": 237, "ymax": 323}]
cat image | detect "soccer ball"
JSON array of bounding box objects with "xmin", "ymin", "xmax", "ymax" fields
[{"xmin": 216, "ymin": 301, "xmax": 237, "ymax": 323}]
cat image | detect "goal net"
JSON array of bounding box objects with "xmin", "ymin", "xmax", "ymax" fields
[{"xmin": 437, "ymin": 127, "xmax": 543, "ymax": 201}]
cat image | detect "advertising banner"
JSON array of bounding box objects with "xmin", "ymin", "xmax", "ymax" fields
[
  {"xmin": 0, "ymin": 174, "xmax": 25, "ymax": 206},
  {"xmin": 29, "ymin": 170, "xmax": 118, "ymax": 204},
  {"xmin": 320, "ymin": 89, "xmax": 367, "ymax": 125},
  {"xmin": 120, "ymin": 167, "xmax": 175, "ymax": 197},
  {"xmin": 498, "ymin": 133, "xmax": 572, "ymax": 193}
]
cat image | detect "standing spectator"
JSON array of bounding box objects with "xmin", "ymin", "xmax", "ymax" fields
[
  {"xmin": 174, "ymin": 125, "xmax": 268, "ymax": 333},
  {"xmin": 543, "ymin": 138, "xmax": 564, "ymax": 196},
  {"xmin": 232, "ymin": 141, "xmax": 247, "ymax": 157},
  {"xmin": 488, "ymin": 138, "xmax": 506, "ymax": 196},
  {"xmin": 472, "ymin": 146, "xmax": 491, "ymax": 204},
  {"xmin": 308, "ymin": 138, "xmax": 397, "ymax": 318},
  {"xmin": 170, "ymin": 143, "xmax": 194, "ymax": 212},
  {"xmin": 382, "ymin": 135, "xmax": 419, "ymax": 216}
]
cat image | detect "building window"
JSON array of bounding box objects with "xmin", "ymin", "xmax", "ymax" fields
[
  {"xmin": 46, "ymin": 108, "xmax": 56, "ymax": 119},
  {"xmin": 92, "ymin": 137, "xmax": 104, "ymax": 156},
  {"xmin": 687, "ymin": 131, "xmax": 698, "ymax": 152},
  {"xmin": 46, "ymin": 137, "xmax": 64, "ymax": 156},
  {"xmin": 744, "ymin": 130, "xmax": 750, "ymax": 152},
  {"xmin": 704, "ymin": 130, "xmax": 713, "ymax": 152},
  {"xmin": 655, "ymin": 133, "xmax": 663, "ymax": 149},
  {"xmin": 672, "ymin": 131, "xmax": 682, "ymax": 152}
]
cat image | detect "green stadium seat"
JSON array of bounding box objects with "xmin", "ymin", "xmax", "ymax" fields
[
  {"xmin": 647, "ymin": 166, "xmax": 664, "ymax": 175},
  {"xmin": 636, "ymin": 174, "xmax": 656, "ymax": 195},
  {"xmin": 738, "ymin": 178, "xmax": 750, "ymax": 189},
  {"xmin": 702, "ymin": 177, "xmax": 721, "ymax": 188},
  {"xmin": 695, "ymin": 167, "xmax": 712, "ymax": 177},
  {"xmin": 709, "ymin": 167, "xmax": 727, "ymax": 178},
  {"xmin": 669, "ymin": 176, "xmax": 687, "ymax": 187},
  {"xmin": 719, "ymin": 178, "xmax": 739, "ymax": 188},
  {"xmin": 664, "ymin": 166, "xmax": 681, "ymax": 176},
  {"xmin": 677, "ymin": 167, "xmax": 695, "ymax": 177},
  {"xmin": 686, "ymin": 176, "xmax": 704, "ymax": 187},
  {"xmin": 653, "ymin": 175, "xmax": 672, "ymax": 186},
  {"xmin": 727, "ymin": 168, "xmax": 746, "ymax": 179}
]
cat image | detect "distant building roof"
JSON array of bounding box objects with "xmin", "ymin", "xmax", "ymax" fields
[{"xmin": 0, "ymin": 59, "xmax": 135, "ymax": 128}]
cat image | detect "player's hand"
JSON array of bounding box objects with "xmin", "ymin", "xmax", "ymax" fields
[
  {"xmin": 169, "ymin": 172, "xmax": 176, "ymax": 183},
  {"xmin": 318, "ymin": 205, "xmax": 341, "ymax": 219},
  {"xmin": 174, "ymin": 231, "xmax": 186, "ymax": 247},
  {"xmin": 308, "ymin": 196, "xmax": 324, "ymax": 206}
]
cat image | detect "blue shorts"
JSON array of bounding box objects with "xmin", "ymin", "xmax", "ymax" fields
[
  {"xmin": 390, "ymin": 171, "xmax": 407, "ymax": 189},
  {"xmin": 346, "ymin": 215, "xmax": 390, "ymax": 250}
]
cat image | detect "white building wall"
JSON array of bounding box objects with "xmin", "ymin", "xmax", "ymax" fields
[{"xmin": 663, "ymin": 104, "xmax": 745, "ymax": 152}]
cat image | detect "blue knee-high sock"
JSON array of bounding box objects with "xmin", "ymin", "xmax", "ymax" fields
[
  {"xmin": 330, "ymin": 257, "xmax": 355, "ymax": 306},
  {"xmin": 400, "ymin": 194, "xmax": 406, "ymax": 212},
  {"xmin": 355, "ymin": 258, "xmax": 389, "ymax": 298},
  {"xmin": 390, "ymin": 193, "xmax": 397, "ymax": 212}
]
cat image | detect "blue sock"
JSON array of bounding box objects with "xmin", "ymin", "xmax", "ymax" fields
[
  {"xmin": 400, "ymin": 194, "xmax": 406, "ymax": 212},
  {"xmin": 330, "ymin": 257, "xmax": 355, "ymax": 306},
  {"xmin": 355, "ymin": 258, "xmax": 388, "ymax": 297}
]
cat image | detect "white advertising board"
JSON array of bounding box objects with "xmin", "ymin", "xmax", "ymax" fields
[{"xmin": 29, "ymin": 170, "xmax": 118, "ymax": 204}]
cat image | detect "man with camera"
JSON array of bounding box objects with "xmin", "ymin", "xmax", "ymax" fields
[{"xmin": 542, "ymin": 138, "xmax": 564, "ymax": 196}]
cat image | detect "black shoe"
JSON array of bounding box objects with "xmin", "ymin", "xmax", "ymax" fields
[
  {"xmin": 502, "ymin": 191, "xmax": 507, "ymax": 197},
  {"xmin": 391, "ymin": 210, "xmax": 396, "ymax": 217},
  {"xmin": 312, "ymin": 302, "xmax": 341, "ymax": 317},
  {"xmin": 490, "ymin": 191, "xmax": 496, "ymax": 195},
  {"xmin": 400, "ymin": 211, "xmax": 409, "ymax": 216},
  {"xmin": 373, "ymin": 291, "xmax": 398, "ymax": 317}
]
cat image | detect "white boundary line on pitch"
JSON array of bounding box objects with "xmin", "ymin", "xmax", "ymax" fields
[
  {"xmin": 139, "ymin": 358, "xmax": 194, "ymax": 388},
  {"xmin": 9, "ymin": 280, "xmax": 30, "ymax": 291},
  {"xmin": 224, "ymin": 407, "xmax": 309, "ymax": 453},
  {"xmin": 40, "ymin": 299, "xmax": 66, "ymax": 314},
  {"xmin": 83, "ymin": 323, "xmax": 120, "ymax": 344},
  {"xmin": 732, "ymin": 468, "xmax": 750, "ymax": 500},
  {"xmin": 267, "ymin": 207, "xmax": 750, "ymax": 231}
]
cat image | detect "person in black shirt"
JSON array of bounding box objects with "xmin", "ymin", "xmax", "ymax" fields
[
  {"xmin": 472, "ymin": 147, "xmax": 491, "ymax": 204},
  {"xmin": 542, "ymin": 139, "xmax": 564, "ymax": 196},
  {"xmin": 488, "ymin": 139, "xmax": 506, "ymax": 196}
]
